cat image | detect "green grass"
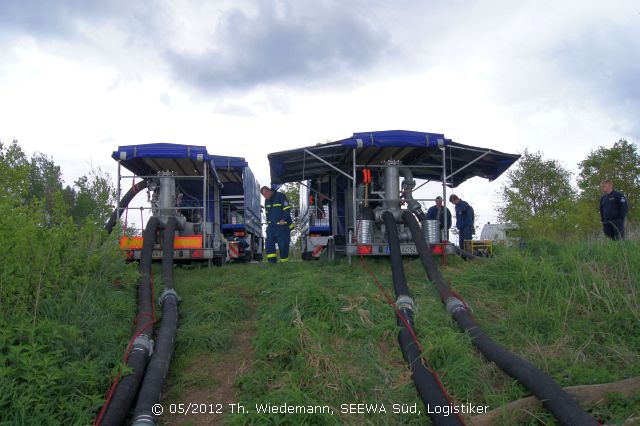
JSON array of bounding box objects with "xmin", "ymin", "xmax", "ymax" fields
[
  {"xmin": 0, "ymin": 221, "xmax": 140, "ymax": 425},
  {"xmin": 162, "ymin": 239, "xmax": 639, "ymax": 425},
  {"xmin": 4, "ymin": 234, "xmax": 638, "ymax": 425}
]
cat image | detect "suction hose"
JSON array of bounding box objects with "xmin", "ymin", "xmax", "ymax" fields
[
  {"xmin": 100, "ymin": 217, "xmax": 158, "ymax": 426},
  {"xmin": 132, "ymin": 216, "xmax": 180, "ymax": 426},
  {"xmin": 402, "ymin": 210, "xmax": 597, "ymax": 426},
  {"xmin": 382, "ymin": 211, "xmax": 464, "ymax": 426},
  {"xmin": 399, "ymin": 167, "xmax": 426, "ymax": 221},
  {"xmin": 453, "ymin": 245, "xmax": 482, "ymax": 261},
  {"xmin": 105, "ymin": 179, "xmax": 149, "ymax": 234}
]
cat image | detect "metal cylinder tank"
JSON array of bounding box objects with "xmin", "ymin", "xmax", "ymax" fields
[
  {"xmin": 421, "ymin": 219, "xmax": 441, "ymax": 244},
  {"xmin": 384, "ymin": 160, "xmax": 401, "ymax": 212},
  {"xmin": 158, "ymin": 171, "xmax": 176, "ymax": 217},
  {"xmin": 356, "ymin": 219, "xmax": 375, "ymax": 244}
]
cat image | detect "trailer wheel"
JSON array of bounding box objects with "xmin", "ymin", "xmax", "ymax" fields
[
  {"xmin": 213, "ymin": 255, "xmax": 225, "ymax": 267},
  {"xmin": 327, "ymin": 239, "xmax": 336, "ymax": 262},
  {"xmin": 301, "ymin": 238, "xmax": 309, "ymax": 261}
]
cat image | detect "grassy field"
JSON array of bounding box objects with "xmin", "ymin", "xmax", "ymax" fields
[
  {"xmin": 3, "ymin": 234, "xmax": 638, "ymax": 425},
  {"xmin": 158, "ymin": 239, "xmax": 640, "ymax": 425}
]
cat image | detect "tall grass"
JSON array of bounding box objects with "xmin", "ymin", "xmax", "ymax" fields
[
  {"xmin": 0, "ymin": 195, "xmax": 139, "ymax": 425},
  {"xmin": 162, "ymin": 239, "xmax": 640, "ymax": 425}
]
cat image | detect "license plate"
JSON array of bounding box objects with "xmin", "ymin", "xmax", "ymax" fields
[{"xmin": 400, "ymin": 245, "xmax": 417, "ymax": 255}]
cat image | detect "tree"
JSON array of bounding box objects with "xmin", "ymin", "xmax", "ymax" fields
[
  {"xmin": 27, "ymin": 152, "xmax": 64, "ymax": 217},
  {"xmin": 0, "ymin": 139, "xmax": 30, "ymax": 202},
  {"xmin": 71, "ymin": 167, "xmax": 116, "ymax": 225},
  {"xmin": 279, "ymin": 182, "xmax": 301, "ymax": 244},
  {"xmin": 577, "ymin": 139, "xmax": 639, "ymax": 221},
  {"xmin": 496, "ymin": 150, "xmax": 575, "ymax": 237}
]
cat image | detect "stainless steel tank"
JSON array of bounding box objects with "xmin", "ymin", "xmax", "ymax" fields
[
  {"xmin": 421, "ymin": 219, "xmax": 441, "ymax": 244},
  {"xmin": 356, "ymin": 219, "xmax": 375, "ymax": 244}
]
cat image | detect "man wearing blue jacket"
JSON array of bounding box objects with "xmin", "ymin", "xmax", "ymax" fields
[
  {"xmin": 600, "ymin": 179, "xmax": 628, "ymax": 240},
  {"xmin": 261, "ymin": 186, "xmax": 294, "ymax": 263},
  {"xmin": 449, "ymin": 194, "xmax": 474, "ymax": 249}
]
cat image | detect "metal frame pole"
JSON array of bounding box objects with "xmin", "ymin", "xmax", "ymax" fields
[
  {"xmin": 352, "ymin": 149, "xmax": 357, "ymax": 238},
  {"xmin": 442, "ymin": 147, "xmax": 448, "ymax": 237},
  {"xmin": 116, "ymin": 160, "xmax": 121, "ymax": 222},
  {"xmin": 203, "ymin": 161, "xmax": 207, "ymax": 248}
]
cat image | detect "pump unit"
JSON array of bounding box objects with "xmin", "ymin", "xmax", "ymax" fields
[
  {"xmin": 111, "ymin": 143, "xmax": 263, "ymax": 265},
  {"xmin": 268, "ymin": 130, "xmax": 520, "ymax": 262}
]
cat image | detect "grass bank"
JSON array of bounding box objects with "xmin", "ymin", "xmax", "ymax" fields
[{"xmin": 162, "ymin": 238, "xmax": 640, "ymax": 425}]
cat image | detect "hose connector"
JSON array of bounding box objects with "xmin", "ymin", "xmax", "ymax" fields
[
  {"xmin": 131, "ymin": 334, "xmax": 154, "ymax": 357},
  {"xmin": 131, "ymin": 413, "xmax": 156, "ymax": 426},
  {"xmin": 159, "ymin": 288, "xmax": 181, "ymax": 306},
  {"xmin": 396, "ymin": 295, "xmax": 415, "ymax": 312},
  {"xmin": 445, "ymin": 297, "xmax": 466, "ymax": 315}
]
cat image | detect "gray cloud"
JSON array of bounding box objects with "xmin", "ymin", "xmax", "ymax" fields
[
  {"xmin": 553, "ymin": 26, "xmax": 640, "ymax": 104},
  {"xmin": 0, "ymin": 0, "xmax": 155, "ymax": 44},
  {"xmin": 0, "ymin": 1, "xmax": 113, "ymax": 38},
  {"xmin": 551, "ymin": 24, "xmax": 640, "ymax": 135},
  {"xmin": 165, "ymin": 1, "xmax": 392, "ymax": 92}
]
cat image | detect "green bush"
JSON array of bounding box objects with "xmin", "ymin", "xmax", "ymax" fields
[{"xmin": 0, "ymin": 191, "xmax": 138, "ymax": 424}]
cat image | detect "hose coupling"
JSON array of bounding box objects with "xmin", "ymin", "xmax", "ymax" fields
[
  {"xmin": 396, "ymin": 295, "xmax": 415, "ymax": 312},
  {"xmin": 445, "ymin": 297, "xmax": 466, "ymax": 315},
  {"xmin": 131, "ymin": 334, "xmax": 154, "ymax": 357},
  {"xmin": 159, "ymin": 288, "xmax": 181, "ymax": 306},
  {"xmin": 132, "ymin": 413, "xmax": 156, "ymax": 426}
]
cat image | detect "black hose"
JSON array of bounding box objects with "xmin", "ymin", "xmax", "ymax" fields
[
  {"xmin": 132, "ymin": 217, "xmax": 179, "ymax": 425},
  {"xmin": 100, "ymin": 217, "xmax": 158, "ymax": 426},
  {"xmin": 453, "ymin": 245, "xmax": 482, "ymax": 261},
  {"xmin": 360, "ymin": 206, "xmax": 375, "ymax": 221},
  {"xmin": 105, "ymin": 180, "xmax": 149, "ymax": 234},
  {"xmin": 402, "ymin": 210, "xmax": 597, "ymax": 426},
  {"xmin": 161, "ymin": 218, "xmax": 176, "ymax": 291},
  {"xmin": 382, "ymin": 211, "xmax": 410, "ymax": 298},
  {"xmin": 382, "ymin": 211, "xmax": 464, "ymax": 426}
]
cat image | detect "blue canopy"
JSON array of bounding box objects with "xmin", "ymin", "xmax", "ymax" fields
[
  {"xmin": 342, "ymin": 130, "xmax": 450, "ymax": 149},
  {"xmin": 112, "ymin": 143, "xmax": 213, "ymax": 179},
  {"xmin": 112, "ymin": 144, "xmax": 252, "ymax": 185},
  {"xmin": 268, "ymin": 130, "xmax": 520, "ymax": 187}
]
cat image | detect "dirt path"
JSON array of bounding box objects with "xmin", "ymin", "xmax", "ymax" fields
[{"xmin": 161, "ymin": 295, "xmax": 256, "ymax": 426}]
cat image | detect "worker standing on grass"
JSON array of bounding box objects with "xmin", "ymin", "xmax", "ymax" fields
[
  {"xmin": 449, "ymin": 194, "xmax": 474, "ymax": 249},
  {"xmin": 426, "ymin": 196, "xmax": 452, "ymax": 240},
  {"xmin": 261, "ymin": 186, "xmax": 294, "ymax": 263},
  {"xmin": 600, "ymin": 179, "xmax": 628, "ymax": 240}
]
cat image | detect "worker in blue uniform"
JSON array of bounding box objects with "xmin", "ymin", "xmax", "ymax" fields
[
  {"xmin": 600, "ymin": 179, "xmax": 628, "ymax": 240},
  {"xmin": 449, "ymin": 194, "xmax": 474, "ymax": 249},
  {"xmin": 261, "ymin": 186, "xmax": 294, "ymax": 263},
  {"xmin": 426, "ymin": 196, "xmax": 452, "ymax": 241}
]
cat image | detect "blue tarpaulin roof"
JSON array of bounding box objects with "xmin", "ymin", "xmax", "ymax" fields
[
  {"xmin": 111, "ymin": 143, "xmax": 250, "ymax": 184},
  {"xmin": 343, "ymin": 130, "xmax": 450, "ymax": 148},
  {"xmin": 268, "ymin": 130, "xmax": 520, "ymax": 187}
]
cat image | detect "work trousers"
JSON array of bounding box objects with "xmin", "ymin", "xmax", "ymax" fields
[
  {"xmin": 266, "ymin": 225, "xmax": 291, "ymax": 263},
  {"xmin": 603, "ymin": 219, "xmax": 625, "ymax": 240}
]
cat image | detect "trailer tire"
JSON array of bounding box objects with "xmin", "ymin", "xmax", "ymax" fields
[
  {"xmin": 327, "ymin": 239, "xmax": 336, "ymax": 262},
  {"xmin": 301, "ymin": 238, "xmax": 310, "ymax": 261}
]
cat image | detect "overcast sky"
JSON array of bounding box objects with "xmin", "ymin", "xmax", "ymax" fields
[{"xmin": 1, "ymin": 0, "xmax": 638, "ymax": 228}]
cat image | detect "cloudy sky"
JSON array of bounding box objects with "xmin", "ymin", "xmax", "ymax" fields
[{"xmin": 1, "ymin": 0, "xmax": 638, "ymax": 227}]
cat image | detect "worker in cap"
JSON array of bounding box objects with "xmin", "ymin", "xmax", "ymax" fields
[
  {"xmin": 261, "ymin": 186, "xmax": 294, "ymax": 263},
  {"xmin": 449, "ymin": 194, "xmax": 474, "ymax": 249},
  {"xmin": 426, "ymin": 196, "xmax": 452, "ymax": 240}
]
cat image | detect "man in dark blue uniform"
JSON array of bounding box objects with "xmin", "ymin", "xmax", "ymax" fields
[
  {"xmin": 426, "ymin": 196, "xmax": 452, "ymax": 240},
  {"xmin": 449, "ymin": 194, "xmax": 474, "ymax": 249},
  {"xmin": 599, "ymin": 179, "xmax": 628, "ymax": 240},
  {"xmin": 261, "ymin": 186, "xmax": 294, "ymax": 263}
]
